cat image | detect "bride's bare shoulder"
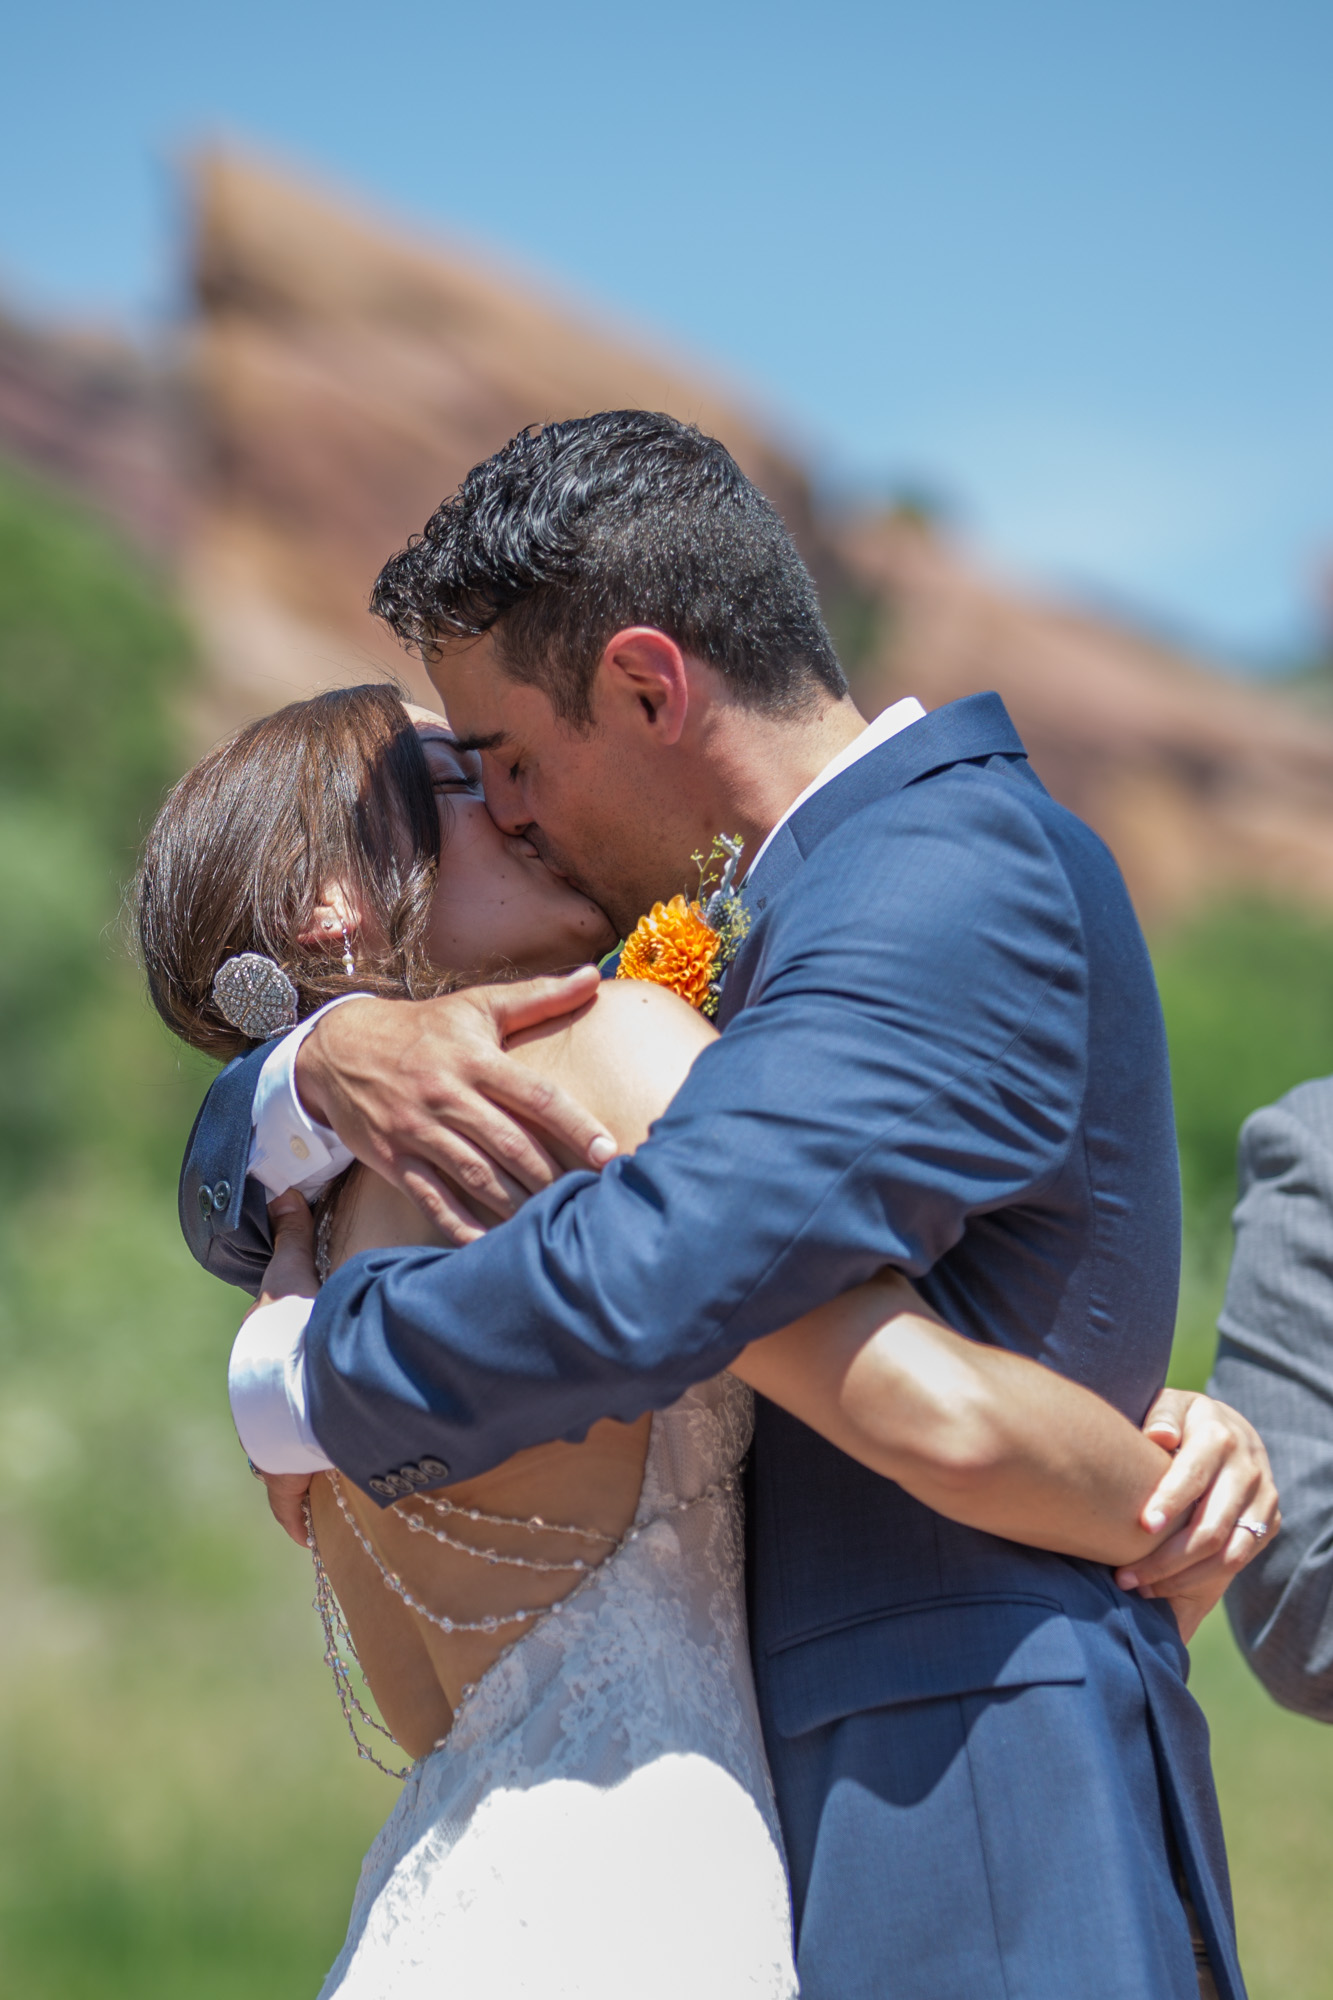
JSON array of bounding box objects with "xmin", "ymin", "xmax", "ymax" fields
[
  {"xmin": 585, "ymin": 975, "xmax": 717, "ymax": 1051},
  {"xmin": 509, "ymin": 978, "xmax": 716, "ymax": 1152}
]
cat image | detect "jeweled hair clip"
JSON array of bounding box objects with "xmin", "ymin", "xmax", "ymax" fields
[{"xmin": 211, "ymin": 952, "xmax": 299, "ymax": 1040}]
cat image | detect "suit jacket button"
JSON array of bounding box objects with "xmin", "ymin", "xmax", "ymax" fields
[
  {"xmin": 417, "ymin": 1457, "xmax": 450, "ymax": 1482},
  {"xmin": 368, "ymin": 1478, "xmax": 396, "ymax": 1498},
  {"xmin": 213, "ymin": 1180, "xmax": 231, "ymax": 1211},
  {"xmin": 197, "ymin": 1184, "xmax": 214, "ymax": 1220}
]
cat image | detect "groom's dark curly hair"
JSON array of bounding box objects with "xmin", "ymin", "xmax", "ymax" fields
[{"xmin": 370, "ymin": 410, "xmax": 847, "ymax": 726}]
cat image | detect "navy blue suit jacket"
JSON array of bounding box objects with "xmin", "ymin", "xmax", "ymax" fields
[{"xmin": 182, "ymin": 694, "xmax": 1242, "ymax": 1999}]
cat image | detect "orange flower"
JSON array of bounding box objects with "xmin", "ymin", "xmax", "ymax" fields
[{"xmin": 616, "ymin": 894, "xmax": 720, "ymax": 1011}]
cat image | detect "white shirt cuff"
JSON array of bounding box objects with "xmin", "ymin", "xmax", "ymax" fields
[
  {"xmin": 229, "ymin": 1294, "xmax": 332, "ymax": 1474},
  {"xmin": 248, "ymin": 993, "xmax": 372, "ymax": 1199}
]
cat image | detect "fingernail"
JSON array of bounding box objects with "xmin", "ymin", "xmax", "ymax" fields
[
  {"xmin": 1144, "ymin": 1507, "xmax": 1167, "ymax": 1532},
  {"xmin": 589, "ymin": 1136, "xmax": 617, "ymax": 1168},
  {"xmin": 1118, "ymin": 1572, "xmax": 1138, "ymax": 1591}
]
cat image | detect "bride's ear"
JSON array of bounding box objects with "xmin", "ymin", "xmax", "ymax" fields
[{"xmin": 297, "ymin": 883, "xmax": 362, "ymax": 957}]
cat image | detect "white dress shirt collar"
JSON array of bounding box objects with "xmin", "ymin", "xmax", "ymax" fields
[{"xmin": 744, "ymin": 697, "xmax": 926, "ymax": 881}]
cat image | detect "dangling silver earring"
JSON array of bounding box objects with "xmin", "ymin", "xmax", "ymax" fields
[{"xmin": 340, "ymin": 924, "xmax": 356, "ymax": 977}]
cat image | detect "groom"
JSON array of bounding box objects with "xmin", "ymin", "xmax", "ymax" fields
[{"xmin": 186, "ymin": 412, "xmax": 1246, "ymax": 1998}]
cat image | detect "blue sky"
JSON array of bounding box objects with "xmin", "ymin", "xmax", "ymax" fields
[{"xmin": 2, "ymin": 0, "xmax": 1330, "ymax": 663}]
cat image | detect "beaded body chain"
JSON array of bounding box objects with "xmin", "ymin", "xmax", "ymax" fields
[
  {"xmin": 306, "ymin": 1467, "xmax": 739, "ymax": 1779},
  {"xmin": 305, "ymin": 1495, "xmax": 412, "ymax": 1779},
  {"xmin": 306, "ymin": 1175, "xmax": 739, "ymax": 1776}
]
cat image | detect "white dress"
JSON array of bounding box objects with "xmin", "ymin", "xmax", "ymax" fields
[{"xmin": 318, "ymin": 1375, "xmax": 799, "ymax": 1999}]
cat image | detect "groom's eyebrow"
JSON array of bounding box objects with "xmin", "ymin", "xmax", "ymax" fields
[{"xmin": 447, "ymin": 730, "xmax": 510, "ymax": 754}]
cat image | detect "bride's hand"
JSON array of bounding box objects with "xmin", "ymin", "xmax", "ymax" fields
[
  {"xmin": 252, "ymin": 1468, "xmax": 316, "ymax": 1547},
  {"xmin": 244, "ymin": 1194, "xmax": 320, "ymax": 1545},
  {"xmin": 1114, "ymin": 1387, "xmax": 1280, "ymax": 1640},
  {"xmin": 256, "ymin": 1190, "xmax": 319, "ymax": 1306}
]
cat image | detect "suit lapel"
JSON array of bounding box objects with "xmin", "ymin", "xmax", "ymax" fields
[
  {"xmin": 742, "ymin": 819, "xmax": 805, "ymax": 902},
  {"xmin": 717, "ymin": 692, "xmax": 1029, "ymax": 1023},
  {"xmin": 745, "ymin": 690, "xmax": 1025, "ymax": 903}
]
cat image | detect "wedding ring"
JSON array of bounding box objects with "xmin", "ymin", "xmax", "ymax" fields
[{"xmin": 1237, "ymin": 1519, "xmax": 1269, "ymax": 1541}]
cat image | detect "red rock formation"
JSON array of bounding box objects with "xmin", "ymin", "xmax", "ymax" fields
[
  {"xmin": 844, "ymin": 514, "xmax": 1333, "ymax": 920},
  {"xmin": 182, "ymin": 152, "xmax": 845, "ymax": 734},
  {"xmin": 0, "ymin": 309, "xmax": 188, "ymax": 554},
  {"xmin": 3, "ymin": 149, "xmax": 1331, "ymax": 924}
]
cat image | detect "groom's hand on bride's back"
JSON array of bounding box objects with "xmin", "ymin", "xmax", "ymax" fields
[{"xmin": 295, "ymin": 967, "xmax": 618, "ymax": 1244}]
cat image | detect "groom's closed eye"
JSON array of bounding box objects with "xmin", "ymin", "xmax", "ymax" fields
[{"xmin": 446, "ymin": 730, "xmax": 524, "ymax": 787}]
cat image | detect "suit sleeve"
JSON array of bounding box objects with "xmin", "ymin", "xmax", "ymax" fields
[
  {"xmin": 1209, "ymin": 1084, "xmax": 1333, "ymax": 1720},
  {"xmin": 178, "ymin": 1040, "xmax": 276, "ymax": 1294},
  {"xmin": 305, "ymin": 771, "xmax": 1091, "ymax": 1497}
]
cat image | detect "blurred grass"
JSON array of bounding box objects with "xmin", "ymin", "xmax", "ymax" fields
[
  {"xmin": 1158, "ymin": 899, "xmax": 1333, "ymax": 1397},
  {"xmin": 0, "ymin": 460, "xmax": 385, "ymax": 1997},
  {"xmin": 2, "ymin": 456, "xmax": 1333, "ymax": 1994},
  {"xmin": 0, "ymin": 1178, "xmax": 386, "ymax": 1999}
]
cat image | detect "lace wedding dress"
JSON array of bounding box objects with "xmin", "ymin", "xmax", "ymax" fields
[{"xmin": 318, "ymin": 1375, "xmax": 798, "ymax": 1999}]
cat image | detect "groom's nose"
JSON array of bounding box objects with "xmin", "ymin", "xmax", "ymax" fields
[
  {"xmin": 478, "ymin": 757, "xmax": 525, "ymax": 835},
  {"xmin": 482, "ymin": 778, "xmax": 533, "ymax": 843}
]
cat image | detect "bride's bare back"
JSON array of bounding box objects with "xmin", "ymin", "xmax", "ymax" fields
[{"xmin": 309, "ymin": 980, "xmax": 715, "ymax": 1759}]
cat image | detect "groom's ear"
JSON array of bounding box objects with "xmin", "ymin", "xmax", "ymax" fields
[{"xmin": 597, "ymin": 628, "xmax": 690, "ymax": 746}]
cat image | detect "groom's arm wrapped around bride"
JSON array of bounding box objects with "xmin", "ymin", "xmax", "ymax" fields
[{"xmin": 195, "ymin": 698, "xmax": 1175, "ymax": 1477}]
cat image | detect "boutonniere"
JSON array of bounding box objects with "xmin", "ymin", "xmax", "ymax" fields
[{"xmin": 616, "ymin": 834, "xmax": 751, "ymax": 1019}]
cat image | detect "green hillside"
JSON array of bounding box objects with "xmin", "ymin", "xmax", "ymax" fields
[{"xmin": 0, "ymin": 458, "xmax": 1329, "ymax": 1995}]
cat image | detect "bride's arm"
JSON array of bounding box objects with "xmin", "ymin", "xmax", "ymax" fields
[
  {"xmin": 513, "ymin": 983, "xmax": 1275, "ymax": 1616},
  {"xmin": 731, "ymin": 1285, "xmax": 1279, "ymax": 1641},
  {"xmin": 730, "ymin": 1279, "xmax": 1177, "ymax": 1567}
]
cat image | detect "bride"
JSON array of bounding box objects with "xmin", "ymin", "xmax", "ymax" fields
[{"xmin": 137, "ymin": 682, "xmax": 1264, "ymax": 1999}]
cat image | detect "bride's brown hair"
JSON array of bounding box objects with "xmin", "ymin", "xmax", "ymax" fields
[{"xmin": 137, "ymin": 682, "xmax": 451, "ymax": 1062}]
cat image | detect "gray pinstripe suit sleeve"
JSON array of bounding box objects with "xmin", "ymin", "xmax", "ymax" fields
[{"xmin": 1209, "ymin": 1077, "xmax": 1333, "ymax": 1721}]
